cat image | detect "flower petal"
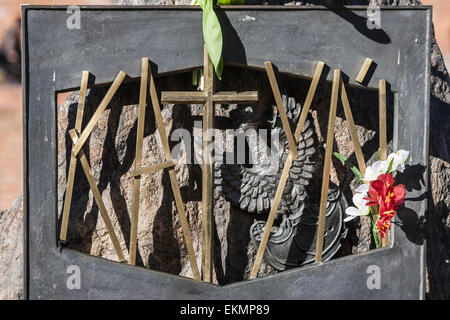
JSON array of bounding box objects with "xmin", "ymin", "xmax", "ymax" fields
[
  {"xmin": 356, "ymin": 184, "xmax": 369, "ymax": 194},
  {"xmin": 352, "ymin": 193, "xmax": 364, "ymax": 207},
  {"xmin": 372, "ymin": 160, "xmax": 389, "ymax": 176},
  {"xmin": 376, "ymin": 216, "xmax": 392, "ymax": 238},
  {"xmin": 392, "ymin": 184, "xmax": 406, "ymax": 204},
  {"xmin": 398, "ymin": 150, "xmax": 409, "ymax": 163},
  {"xmin": 363, "ymin": 166, "xmax": 375, "ymax": 182},
  {"xmin": 346, "ymin": 206, "xmax": 363, "ymax": 216},
  {"xmin": 344, "ymin": 215, "xmax": 356, "ymax": 222},
  {"xmin": 377, "ymin": 173, "xmax": 394, "ymax": 187}
]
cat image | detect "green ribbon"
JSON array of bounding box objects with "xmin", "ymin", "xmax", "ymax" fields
[
  {"xmin": 216, "ymin": 0, "xmax": 245, "ymax": 5},
  {"xmin": 194, "ymin": 0, "xmax": 245, "ymax": 80}
]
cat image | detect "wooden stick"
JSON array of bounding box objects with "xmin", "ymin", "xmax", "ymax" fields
[
  {"xmin": 250, "ymin": 155, "xmax": 294, "ymax": 279},
  {"xmin": 69, "ymin": 129, "xmax": 125, "ymax": 262},
  {"xmin": 212, "ymin": 91, "xmax": 258, "ymax": 104},
  {"xmin": 160, "ymin": 49, "xmax": 258, "ymax": 282},
  {"xmin": 161, "ymin": 91, "xmax": 208, "ymax": 104},
  {"xmin": 381, "ymin": 235, "xmax": 389, "ymax": 247},
  {"xmin": 379, "ymin": 79, "xmax": 388, "ymax": 247},
  {"xmin": 129, "ymin": 58, "xmax": 149, "ymax": 265},
  {"xmin": 132, "ymin": 160, "xmax": 176, "ymax": 177},
  {"xmin": 379, "ymin": 80, "xmax": 387, "ymax": 161},
  {"xmin": 340, "ymin": 80, "xmax": 375, "ymax": 245},
  {"xmin": 59, "ymin": 71, "xmax": 89, "ymax": 242},
  {"xmin": 295, "ymin": 62, "xmax": 325, "ymax": 138},
  {"xmin": 265, "ymin": 61, "xmax": 299, "ymax": 160},
  {"xmin": 75, "ymin": 72, "xmax": 89, "ymax": 134},
  {"xmin": 250, "ymin": 61, "xmax": 324, "ymax": 279},
  {"xmin": 148, "ymin": 63, "xmax": 201, "ymax": 280},
  {"xmin": 340, "ymin": 79, "xmax": 366, "ymax": 176},
  {"xmin": 161, "ymin": 91, "xmax": 258, "ymax": 105},
  {"xmin": 356, "ymin": 58, "xmax": 373, "ymax": 84},
  {"xmin": 201, "ymin": 46, "xmax": 214, "ymax": 282},
  {"xmin": 73, "ymin": 71, "xmax": 126, "ymax": 156},
  {"xmin": 315, "ymin": 69, "xmax": 341, "ymax": 263}
]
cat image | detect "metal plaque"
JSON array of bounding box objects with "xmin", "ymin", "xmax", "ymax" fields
[{"xmin": 23, "ymin": 5, "xmax": 430, "ymax": 299}]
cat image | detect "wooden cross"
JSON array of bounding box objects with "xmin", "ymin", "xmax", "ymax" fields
[{"xmin": 161, "ymin": 46, "xmax": 258, "ymax": 282}]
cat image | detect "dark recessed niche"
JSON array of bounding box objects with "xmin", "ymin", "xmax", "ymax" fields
[{"xmin": 56, "ymin": 65, "xmax": 393, "ymax": 284}]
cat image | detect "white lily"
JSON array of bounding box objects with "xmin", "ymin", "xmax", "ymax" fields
[
  {"xmin": 355, "ymin": 184, "xmax": 369, "ymax": 194},
  {"xmin": 344, "ymin": 187, "xmax": 370, "ymax": 222},
  {"xmin": 363, "ymin": 160, "xmax": 389, "ymax": 182},
  {"xmin": 387, "ymin": 149, "xmax": 409, "ymax": 174}
]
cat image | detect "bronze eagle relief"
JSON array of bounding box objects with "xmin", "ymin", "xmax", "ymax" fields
[{"xmin": 214, "ymin": 94, "xmax": 348, "ymax": 271}]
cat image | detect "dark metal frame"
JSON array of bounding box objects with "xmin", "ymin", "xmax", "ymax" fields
[{"xmin": 23, "ymin": 5, "xmax": 430, "ymax": 299}]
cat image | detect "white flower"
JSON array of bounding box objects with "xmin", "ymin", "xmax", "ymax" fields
[
  {"xmin": 387, "ymin": 149, "xmax": 409, "ymax": 173},
  {"xmin": 355, "ymin": 184, "xmax": 369, "ymax": 194},
  {"xmin": 344, "ymin": 187, "xmax": 370, "ymax": 222},
  {"xmin": 199, "ymin": 74, "xmax": 204, "ymax": 91},
  {"xmin": 364, "ymin": 160, "xmax": 389, "ymax": 182}
]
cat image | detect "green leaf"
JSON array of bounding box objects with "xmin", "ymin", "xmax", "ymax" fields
[
  {"xmin": 372, "ymin": 221, "xmax": 381, "ymax": 248},
  {"xmin": 387, "ymin": 157, "xmax": 394, "ymax": 173},
  {"xmin": 333, "ymin": 152, "xmax": 363, "ymax": 181},
  {"xmin": 194, "ymin": 0, "xmax": 244, "ymax": 78},
  {"xmin": 333, "ymin": 152, "xmax": 347, "ymax": 163},
  {"xmin": 369, "ymin": 207, "xmax": 381, "ymax": 248},
  {"xmin": 199, "ymin": 0, "xmax": 223, "ymax": 79},
  {"xmin": 217, "ymin": 0, "xmax": 245, "ymax": 5},
  {"xmin": 192, "ymin": 69, "xmax": 198, "ymax": 86}
]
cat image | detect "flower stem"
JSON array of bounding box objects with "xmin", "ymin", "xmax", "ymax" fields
[{"xmin": 369, "ymin": 207, "xmax": 381, "ymax": 248}]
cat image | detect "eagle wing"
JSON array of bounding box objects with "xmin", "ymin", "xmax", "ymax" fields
[{"xmin": 215, "ymin": 96, "xmax": 316, "ymax": 215}]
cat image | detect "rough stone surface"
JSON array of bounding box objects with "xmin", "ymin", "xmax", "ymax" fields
[
  {"xmin": 1, "ymin": 0, "xmax": 448, "ymax": 299},
  {"xmin": 425, "ymin": 32, "xmax": 450, "ymax": 301},
  {"xmin": 0, "ymin": 194, "xmax": 23, "ymax": 300},
  {"xmin": 55, "ymin": 69, "xmax": 283, "ymax": 281},
  {"xmin": 53, "ymin": 66, "xmax": 378, "ymax": 285}
]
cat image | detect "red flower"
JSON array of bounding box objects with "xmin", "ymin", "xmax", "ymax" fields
[
  {"xmin": 364, "ymin": 173, "xmax": 406, "ymax": 219},
  {"xmin": 376, "ymin": 216, "xmax": 391, "ymax": 238}
]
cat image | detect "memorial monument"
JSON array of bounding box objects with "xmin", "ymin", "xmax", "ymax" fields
[{"xmin": 16, "ymin": 3, "xmax": 437, "ymax": 299}]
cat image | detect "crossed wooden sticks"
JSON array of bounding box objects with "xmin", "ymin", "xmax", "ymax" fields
[
  {"xmin": 59, "ymin": 59, "xmax": 200, "ymax": 279},
  {"xmin": 250, "ymin": 61, "xmax": 325, "ymax": 279},
  {"xmin": 128, "ymin": 58, "xmax": 200, "ymax": 279},
  {"xmin": 59, "ymin": 70, "xmax": 127, "ymax": 262},
  {"xmin": 59, "ymin": 58, "xmax": 387, "ymax": 281},
  {"xmin": 250, "ymin": 61, "xmax": 387, "ymax": 278}
]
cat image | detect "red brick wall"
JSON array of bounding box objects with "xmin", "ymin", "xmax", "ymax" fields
[
  {"xmin": 0, "ymin": 1, "xmax": 113, "ymax": 209},
  {"xmin": 422, "ymin": 0, "xmax": 450, "ymax": 68}
]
